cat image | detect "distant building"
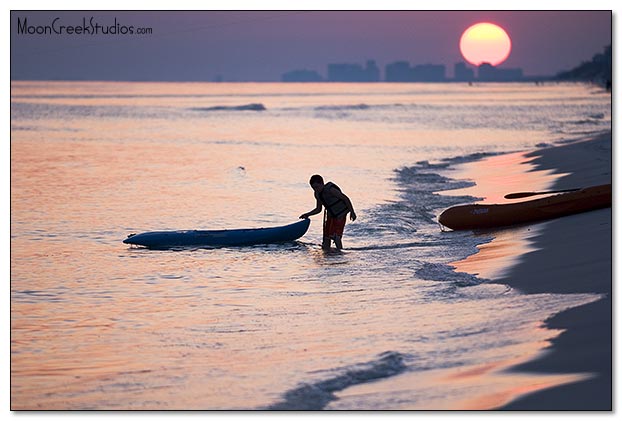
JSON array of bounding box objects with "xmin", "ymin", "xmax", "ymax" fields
[
  {"xmin": 327, "ymin": 60, "xmax": 380, "ymax": 82},
  {"xmin": 364, "ymin": 60, "xmax": 381, "ymax": 82},
  {"xmin": 385, "ymin": 61, "xmax": 446, "ymax": 82},
  {"xmin": 478, "ymin": 63, "xmax": 524, "ymax": 82},
  {"xmin": 412, "ymin": 64, "xmax": 445, "ymax": 82},
  {"xmin": 281, "ymin": 69, "xmax": 323, "ymax": 82},
  {"xmin": 454, "ymin": 62, "xmax": 475, "ymax": 82},
  {"xmin": 385, "ymin": 61, "xmax": 412, "ymax": 82}
]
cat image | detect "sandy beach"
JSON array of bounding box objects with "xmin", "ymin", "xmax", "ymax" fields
[{"xmin": 458, "ymin": 132, "xmax": 612, "ymax": 410}]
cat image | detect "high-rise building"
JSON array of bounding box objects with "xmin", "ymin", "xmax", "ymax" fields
[
  {"xmin": 385, "ymin": 61, "xmax": 446, "ymax": 82},
  {"xmin": 385, "ymin": 61, "xmax": 412, "ymax": 82},
  {"xmin": 454, "ymin": 62, "xmax": 475, "ymax": 81},
  {"xmin": 412, "ymin": 64, "xmax": 445, "ymax": 82},
  {"xmin": 478, "ymin": 63, "xmax": 523, "ymax": 81},
  {"xmin": 327, "ymin": 60, "xmax": 380, "ymax": 82}
]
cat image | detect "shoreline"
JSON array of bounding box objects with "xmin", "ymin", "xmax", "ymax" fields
[
  {"xmin": 318, "ymin": 132, "xmax": 612, "ymax": 411},
  {"xmin": 456, "ymin": 131, "xmax": 612, "ymax": 410},
  {"xmin": 496, "ymin": 132, "xmax": 612, "ymax": 410}
]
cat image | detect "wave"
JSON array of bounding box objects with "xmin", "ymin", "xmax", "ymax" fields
[
  {"xmin": 416, "ymin": 262, "xmax": 485, "ymax": 286},
  {"xmin": 555, "ymin": 114, "xmax": 608, "ymax": 128},
  {"xmin": 12, "ymin": 125, "xmax": 43, "ymax": 132},
  {"xmin": 11, "ymin": 124, "xmax": 80, "ymax": 133},
  {"xmin": 386, "ymin": 152, "xmax": 504, "ymax": 174},
  {"xmin": 346, "ymin": 241, "xmax": 441, "ymax": 251},
  {"xmin": 393, "ymin": 165, "xmax": 477, "ymax": 199},
  {"xmin": 440, "ymin": 151, "xmax": 506, "ymax": 166},
  {"xmin": 190, "ymin": 103, "xmax": 266, "ymax": 112},
  {"xmin": 347, "ymin": 155, "xmax": 486, "ymax": 242},
  {"xmin": 265, "ymin": 351, "xmax": 408, "ymax": 410},
  {"xmin": 314, "ymin": 103, "xmax": 372, "ymax": 111}
]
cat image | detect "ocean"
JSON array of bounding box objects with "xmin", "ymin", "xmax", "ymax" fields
[{"xmin": 10, "ymin": 81, "xmax": 611, "ymax": 409}]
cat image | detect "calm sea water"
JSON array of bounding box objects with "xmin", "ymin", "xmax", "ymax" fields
[{"xmin": 11, "ymin": 81, "xmax": 610, "ymax": 409}]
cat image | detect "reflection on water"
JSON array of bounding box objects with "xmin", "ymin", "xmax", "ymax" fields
[
  {"xmin": 440, "ymin": 151, "xmax": 561, "ymax": 204},
  {"xmin": 444, "ymin": 152, "xmax": 560, "ymax": 281},
  {"xmin": 11, "ymin": 81, "xmax": 609, "ymax": 409},
  {"xmin": 329, "ymin": 340, "xmax": 591, "ymax": 410}
]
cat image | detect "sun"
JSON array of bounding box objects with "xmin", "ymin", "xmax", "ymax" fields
[{"xmin": 460, "ymin": 22, "xmax": 512, "ymax": 67}]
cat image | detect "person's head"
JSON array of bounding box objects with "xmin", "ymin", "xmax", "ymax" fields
[{"xmin": 309, "ymin": 174, "xmax": 324, "ymax": 192}]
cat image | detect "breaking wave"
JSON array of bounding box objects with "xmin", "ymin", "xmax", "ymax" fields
[
  {"xmin": 191, "ymin": 103, "xmax": 267, "ymax": 112},
  {"xmin": 314, "ymin": 103, "xmax": 372, "ymax": 111},
  {"xmin": 266, "ymin": 351, "xmax": 409, "ymax": 410}
]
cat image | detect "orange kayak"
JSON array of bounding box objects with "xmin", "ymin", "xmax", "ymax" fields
[{"xmin": 438, "ymin": 184, "xmax": 611, "ymax": 230}]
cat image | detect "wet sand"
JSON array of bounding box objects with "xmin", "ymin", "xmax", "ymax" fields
[
  {"xmin": 450, "ymin": 131, "xmax": 613, "ymax": 410},
  {"xmin": 495, "ymin": 132, "xmax": 612, "ymax": 410},
  {"xmin": 441, "ymin": 132, "xmax": 612, "ymax": 410}
]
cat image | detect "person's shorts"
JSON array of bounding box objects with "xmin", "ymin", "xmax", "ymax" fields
[{"xmin": 324, "ymin": 215, "xmax": 346, "ymax": 239}]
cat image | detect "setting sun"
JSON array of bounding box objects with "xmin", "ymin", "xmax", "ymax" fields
[{"xmin": 460, "ymin": 22, "xmax": 512, "ymax": 67}]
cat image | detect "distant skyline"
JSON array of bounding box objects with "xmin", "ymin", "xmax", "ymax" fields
[{"xmin": 10, "ymin": 10, "xmax": 611, "ymax": 81}]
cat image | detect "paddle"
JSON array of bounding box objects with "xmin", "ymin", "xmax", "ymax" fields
[{"xmin": 504, "ymin": 188, "xmax": 580, "ymax": 200}]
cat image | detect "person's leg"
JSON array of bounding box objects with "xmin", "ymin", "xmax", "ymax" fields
[
  {"xmin": 333, "ymin": 217, "xmax": 346, "ymax": 250},
  {"xmin": 323, "ymin": 214, "xmax": 332, "ymax": 250}
]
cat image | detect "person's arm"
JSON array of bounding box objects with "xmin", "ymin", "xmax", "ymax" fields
[
  {"xmin": 332, "ymin": 189, "xmax": 357, "ymax": 221},
  {"xmin": 299, "ymin": 197, "xmax": 323, "ymax": 219}
]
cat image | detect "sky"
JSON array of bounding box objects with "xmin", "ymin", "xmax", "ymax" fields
[{"xmin": 10, "ymin": 10, "xmax": 612, "ymax": 81}]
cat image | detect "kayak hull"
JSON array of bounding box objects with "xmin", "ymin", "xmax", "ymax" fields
[
  {"xmin": 123, "ymin": 219, "xmax": 311, "ymax": 249},
  {"xmin": 438, "ymin": 184, "xmax": 611, "ymax": 231}
]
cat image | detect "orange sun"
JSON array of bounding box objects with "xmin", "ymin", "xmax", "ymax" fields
[{"xmin": 460, "ymin": 22, "xmax": 512, "ymax": 67}]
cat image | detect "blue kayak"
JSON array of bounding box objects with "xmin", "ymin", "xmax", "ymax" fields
[{"xmin": 123, "ymin": 219, "xmax": 311, "ymax": 249}]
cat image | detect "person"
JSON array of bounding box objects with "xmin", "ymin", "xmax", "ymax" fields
[{"xmin": 299, "ymin": 174, "xmax": 356, "ymax": 250}]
